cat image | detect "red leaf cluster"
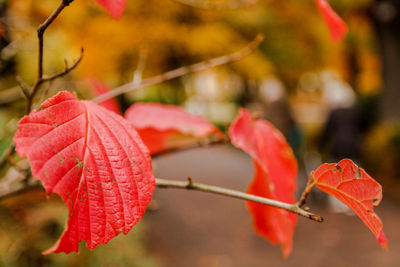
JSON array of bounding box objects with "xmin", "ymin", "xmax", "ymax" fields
[{"xmin": 13, "ymin": 93, "xmax": 388, "ymax": 256}]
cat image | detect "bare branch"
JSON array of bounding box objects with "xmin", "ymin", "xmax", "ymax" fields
[
  {"xmin": 27, "ymin": 0, "xmax": 75, "ymax": 114},
  {"xmin": 155, "ymin": 178, "xmax": 324, "ymax": 222},
  {"xmin": 92, "ymin": 34, "xmax": 264, "ymax": 104},
  {"xmin": 297, "ymin": 173, "xmax": 316, "ymax": 208},
  {"xmin": 0, "ymin": 174, "xmax": 323, "ymax": 222},
  {"xmin": 152, "ymin": 138, "xmax": 228, "ymax": 158},
  {"xmin": 15, "ymin": 76, "xmax": 30, "ymax": 98},
  {"xmin": 1, "ymin": 0, "xmax": 78, "ymax": 173},
  {"xmin": 37, "ymin": 0, "xmax": 72, "ymax": 80},
  {"xmin": 41, "ymin": 47, "xmax": 84, "ymax": 83},
  {"xmin": 132, "ymin": 48, "xmax": 148, "ymax": 85}
]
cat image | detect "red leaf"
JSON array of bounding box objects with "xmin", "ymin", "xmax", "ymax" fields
[
  {"xmin": 125, "ymin": 103, "xmax": 223, "ymax": 154},
  {"xmin": 315, "ymin": 0, "xmax": 348, "ymax": 42},
  {"xmin": 229, "ymin": 109, "xmax": 298, "ymax": 258},
  {"xmin": 13, "ymin": 91, "xmax": 155, "ymax": 254},
  {"xmin": 312, "ymin": 159, "xmax": 388, "ymax": 249},
  {"xmin": 95, "ymin": 0, "xmax": 126, "ymax": 19},
  {"xmin": 87, "ymin": 77, "xmax": 121, "ymax": 114}
]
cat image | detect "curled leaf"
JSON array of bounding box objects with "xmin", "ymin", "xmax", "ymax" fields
[
  {"xmin": 312, "ymin": 159, "xmax": 388, "ymax": 249},
  {"xmin": 14, "ymin": 91, "xmax": 155, "ymax": 253},
  {"xmin": 125, "ymin": 103, "xmax": 224, "ymax": 154},
  {"xmin": 315, "ymin": 0, "xmax": 348, "ymax": 42},
  {"xmin": 229, "ymin": 109, "xmax": 298, "ymax": 258}
]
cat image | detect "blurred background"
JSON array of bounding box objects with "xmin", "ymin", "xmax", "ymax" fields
[{"xmin": 1, "ymin": 0, "xmax": 400, "ymax": 266}]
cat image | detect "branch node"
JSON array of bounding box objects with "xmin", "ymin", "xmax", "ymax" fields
[
  {"xmin": 187, "ymin": 177, "xmax": 194, "ymax": 189},
  {"xmin": 297, "ymin": 172, "xmax": 316, "ymax": 207},
  {"xmin": 310, "ymin": 214, "xmax": 324, "ymax": 222}
]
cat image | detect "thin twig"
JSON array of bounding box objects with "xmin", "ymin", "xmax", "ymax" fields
[
  {"xmin": 92, "ymin": 34, "xmax": 264, "ymax": 103},
  {"xmin": 1, "ymin": 1, "xmax": 78, "ymax": 172},
  {"xmin": 27, "ymin": 0, "xmax": 75, "ymax": 114},
  {"xmin": 155, "ymin": 178, "xmax": 324, "ymax": 222},
  {"xmin": 297, "ymin": 173, "xmax": 316, "ymax": 208},
  {"xmin": 0, "ymin": 175, "xmax": 323, "ymax": 222},
  {"xmin": 152, "ymin": 138, "xmax": 228, "ymax": 158},
  {"xmin": 41, "ymin": 47, "xmax": 84, "ymax": 83},
  {"xmin": 15, "ymin": 76, "xmax": 30, "ymax": 98},
  {"xmin": 132, "ymin": 48, "xmax": 148, "ymax": 85}
]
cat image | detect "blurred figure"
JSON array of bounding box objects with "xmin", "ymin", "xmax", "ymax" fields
[
  {"xmin": 320, "ymin": 71, "xmax": 360, "ymax": 162},
  {"xmin": 257, "ymin": 77, "xmax": 301, "ymax": 143},
  {"xmin": 319, "ymin": 71, "xmax": 361, "ymax": 214}
]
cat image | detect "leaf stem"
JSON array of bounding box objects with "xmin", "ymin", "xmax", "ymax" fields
[{"xmin": 155, "ymin": 177, "xmax": 324, "ymax": 222}]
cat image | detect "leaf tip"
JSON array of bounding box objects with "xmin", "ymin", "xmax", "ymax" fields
[
  {"xmin": 378, "ymin": 230, "xmax": 388, "ymax": 250},
  {"xmin": 315, "ymin": 0, "xmax": 348, "ymax": 42}
]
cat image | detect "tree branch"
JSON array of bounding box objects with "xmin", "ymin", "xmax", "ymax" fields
[
  {"xmin": 297, "ymin": 173, "xmax": 316, "ymax": 208},
  {"xmin": 27, "ymin": 0, "xmax": 75, "ymax": 114},
  {"xmin": 41, "ymin": 47, "xmax": 84, "ymax": 83},
  {"xmin": 0, "ymin": 174, "xmax": 323, "ymax": 222},
  {"xmin": 155, "ymin": 178, "xmax": 324, "ymax": 222},
  {"xmin": 0, "ymin": 0, "xmax": 79, "ymax": 171},
  {"xmin": 92, "ymin": 34, "xmax": 264, "ymax": 104}
]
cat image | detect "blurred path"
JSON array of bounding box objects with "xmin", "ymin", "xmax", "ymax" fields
[{"xmin": 144, "ymin": 145, "xmax": 400, "ymax": 267}]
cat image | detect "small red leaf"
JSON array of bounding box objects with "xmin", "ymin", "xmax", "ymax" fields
[
  {"xmin": 95, "ymin": 0, "xmax": 126, "ymax": 19},
  {"xmin": 229, "ymin": 109, "xmax": 298, "ymax": 258},
  {"xmin": 315, "ymin": 0, "xmax": 348, "ymax": 42},
  {"xmin": 313, "ymin": 159, "xmax": 388, "ymax": 249},
  {"xmin": 87, "ymin": 77, "xmax": 121, "ymax": 114},
  {"xmin": 13, "ymin": 91, "xmax": 155, "ymax": 254},
  {"xmin": 125, "ymin": 103, "xmax": 223, "ymax": 154}
]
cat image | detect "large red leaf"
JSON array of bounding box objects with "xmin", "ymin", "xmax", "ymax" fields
[
  {"xmin": 87, "ymin": 77, "xmax": 121, "ymax": 114},
  {"xmin": 95, "ymin": 0, "xmax": 126, "ymax": 19},
  {"xmin": 229, "ymin": 109, "xmax": 298, "ymax": 258},
  {"xmin": 125, "ymin": 103, "xmax": 223, "ymax": 154},
  {"xmin": 315, "ymin": 0, "xmax": 348, "ymax": 42},
  {"xmin": 13, "ymin": 91, "xmax": 155, "ymax": 254},
  {"xmin": 312, "ymin": 159, "xmax": 388, "ymax": 249}
]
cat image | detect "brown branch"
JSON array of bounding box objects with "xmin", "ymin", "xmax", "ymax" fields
[
  {"xmin": 297, "ymin": 172, "xmax": 316, "ymax": 208},
  {"xmin": 27, "ymin": 0, "xmax": 75, "ymax": 114},
  {"xmin": 41, "ymin": 47, "xmax": 84, "ymax": 83},
  {"xmin": 156, "ymin": 178, "xmax": 324, "ymax": 222},
  {"xmin": 92, "ymin": 34, "xmax": 265, "ymax": 104},
  {"xmin": 0, "ymin": 175, "xmax": 323, "ymax": 222},
  {"xmin": 1, "ymin": 1, "xmax": 78, "ymax": 172},
  {"xmin": 16, "ymin": 76, "xmax": 30, "ymax": 98},
  {"xmin": 152, "ymin": 138, "xmax": 228, "ymax": 158}
]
